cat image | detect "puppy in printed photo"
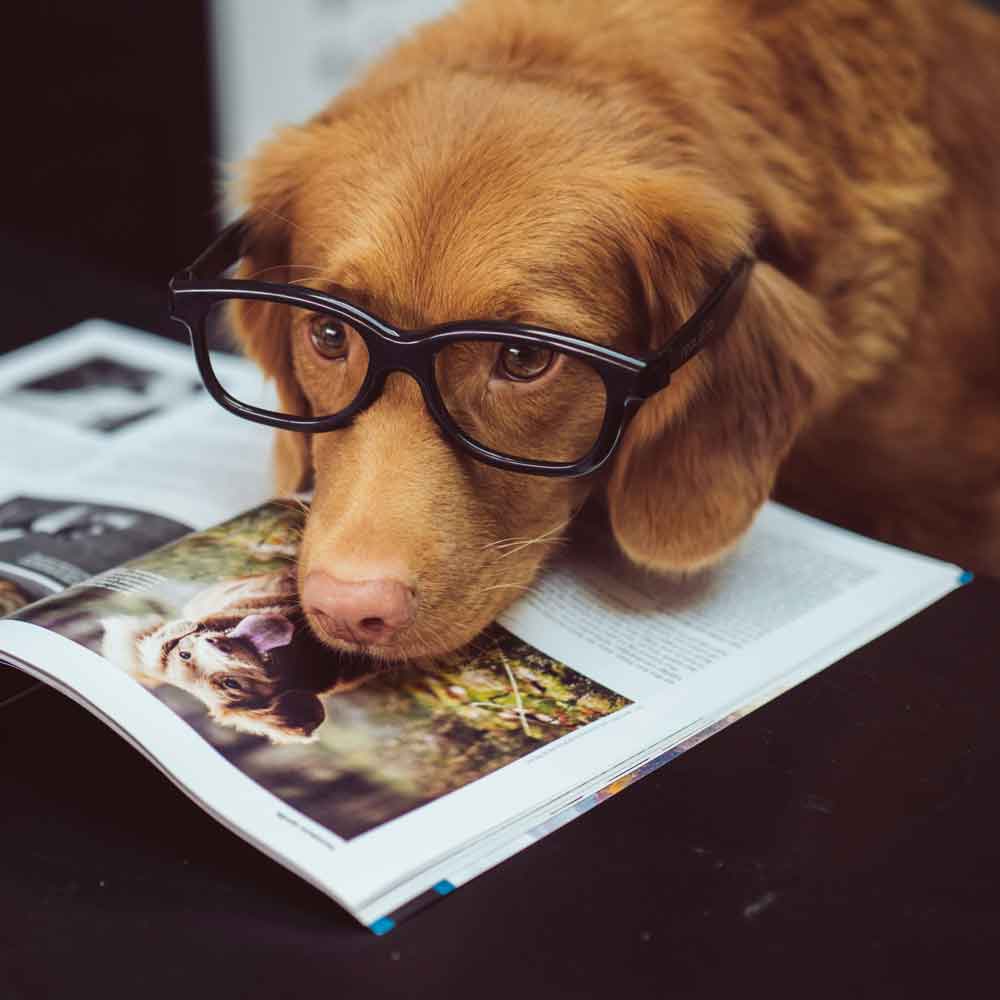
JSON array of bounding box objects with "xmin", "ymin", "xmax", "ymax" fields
[{"xmin": 100, "ymin": 571, "xmax": 371, "ymax": 743}]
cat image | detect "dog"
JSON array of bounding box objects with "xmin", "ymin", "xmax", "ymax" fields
[
  {"xmin": 228, "ymin": 0, "xmax": 1000, "ymax": 664},
  {"xmin": 100, "ymin": 572, "xmax": 369, "ymax": 742}
]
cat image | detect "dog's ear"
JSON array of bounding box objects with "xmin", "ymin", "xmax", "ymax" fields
[
  {"xmin": 225, "ymin": 689, "xmax": 326, "ymax": 744},
  {"xmin": 264, "ymin": 689, "xmax": 327, "ymax": 743},
  {"xmin": 605, "ymin": 173, "xmax": 836, "ymax": 572},
  {"xmin": 227, "ymin": 126, "xmax": 326, "ymax": 494},
  {"xmin": 230, "ymin": 613, "xmax": 295, "ymax": 655}
]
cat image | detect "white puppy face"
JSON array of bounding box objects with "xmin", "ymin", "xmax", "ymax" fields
[{"xmin": 140, "ymin": 613, "xmax": 325, "ymax": 743}]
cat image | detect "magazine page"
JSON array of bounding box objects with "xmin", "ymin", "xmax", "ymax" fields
[
  {"xmin": 0, "ymin": 319, "xmax": 275, "ymax": 537},
  {"xmin": 0, "ymin": 320, "xmax": 278, "ymax": 704},
  {"xmin": 0, "ymin": 499, "xmax": 962, "ymax": 929},
  {"xmin": 0, "ymin": 320, "xmax": 277, "ymax": 620},
  {"xmin": 499, "ymin": 502, "xmax": 965, "ymax": 715}
]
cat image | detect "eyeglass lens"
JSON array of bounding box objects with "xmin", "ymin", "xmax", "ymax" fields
[
  {"xmin": 204, "ymin": 299, "xmax": 608, "ymax": 463},
  {"xmin": 433, "ymin": 338, "xmax": 607, "ymax": 463}
]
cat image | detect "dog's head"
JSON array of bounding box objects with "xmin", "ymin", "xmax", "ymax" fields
[
  {"xmin": 157, "ymin": 613, "xmax": 327, "ymax": 744},
  {"xmin": 230, "ymin": 72, "xmax": 836, "ymax": 662}
]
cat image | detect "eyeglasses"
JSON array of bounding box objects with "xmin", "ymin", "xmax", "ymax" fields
[{"xmin": 169, "ymin": 220, "xmax": 753, "ymax": 478}]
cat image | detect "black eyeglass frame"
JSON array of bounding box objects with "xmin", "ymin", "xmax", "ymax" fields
[{"xmin": 169, "ymin": 220, "xmax": 753, "ymax": 479}]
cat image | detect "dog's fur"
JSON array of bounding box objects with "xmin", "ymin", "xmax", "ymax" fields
[
  {"xmin": 231, "ymin": 0, "xmax": 1000, "ymax": 662},
  {"xmin": 101, "ymin": 573, "xmax": 365, "ymax": 742}
]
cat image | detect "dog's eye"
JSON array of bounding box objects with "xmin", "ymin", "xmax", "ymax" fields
[
  {"xmin": 308, "ymin": 316, "xmax": 349, "ymax": 360},
  {"xmin": 221, "ymin": 678, "xmax": 244, "ymax": 691},
  {"xmin": 178, "ymin": 650, "xmax": 192, "ymax": 661},
  {"xmin": 498, "ymin": 344, "xmax": 554, "ymax": 382},
  {"xmin": 213, "ymin": 639, "xmax": 232, "ymax": 654}
]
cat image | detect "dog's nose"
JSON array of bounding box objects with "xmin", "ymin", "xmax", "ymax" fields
[{"xmin": 302, "ymin": 571, "xmax": 416, "ymax": 646}]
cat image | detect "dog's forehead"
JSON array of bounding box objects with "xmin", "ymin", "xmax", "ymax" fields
[
  {"xmin": 293, "ymin": 213, "xmax": 623, "ymax": 336},
  {"xmin": 289, "ymin": 139, "xmax": 628, "ymax": 332}
]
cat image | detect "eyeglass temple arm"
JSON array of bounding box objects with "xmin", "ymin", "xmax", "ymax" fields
[
  {"xmin": 173, "ymin": 217, "xmax": 251, "ymax": 283},
  {"xmin": 639, "ymin": 254, "xmax": 754, "ymax": 395}
]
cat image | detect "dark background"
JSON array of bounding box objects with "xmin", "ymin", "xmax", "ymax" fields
[
  {"xmin": 3, "ymin": 0, "xmax": 215, "ymax": 347},
  {"xmin": 2, "ymin": 0, "xmax": 999, "ymax": 348},
  {"xmin": 2, "ymin": 3, "xmax": 1000, "ymax": 998}
]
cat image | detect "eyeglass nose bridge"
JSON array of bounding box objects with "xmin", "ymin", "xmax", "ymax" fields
[{"xmin": 350, "ymin": 334, "xmax": 446, "ymax": 425}]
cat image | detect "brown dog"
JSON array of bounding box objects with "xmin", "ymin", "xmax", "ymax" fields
[{"xmin": 229, "ymin": 0, "xmax": 1000, "ymax": 663}]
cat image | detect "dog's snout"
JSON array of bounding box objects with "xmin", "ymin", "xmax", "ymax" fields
[{"xmin": 302, "ymin": 571, "xmax": 416, "ymax": 646}]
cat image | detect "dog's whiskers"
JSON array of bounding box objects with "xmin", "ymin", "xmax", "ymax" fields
[
  {"xmin": 489, "ymin": 518, "xmax": 572, "ymax": 562},
  {"xmin": 490, "ymin": 537, "xmax": 570, "ymax": 556},
  {"xmin": 484, "ymin": 516, "xmax": 572, "ymax": 554},
  {"xmin": 478, "ymin": 582, "xmax": 533, "ymax": 596},
  {"xmin": 482, "ymin": 535, "xmax": 533, "ymax": 551}
]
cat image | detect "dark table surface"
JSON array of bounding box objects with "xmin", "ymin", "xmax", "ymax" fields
[{"xmin": 2, "ymin": 233, "xmax": 999, "ymax": 1000}]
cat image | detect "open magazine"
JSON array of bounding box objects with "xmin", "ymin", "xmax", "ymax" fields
[
  {"xmin": 0, "ymin": 321, "xmax": 274, "ymax": 714},
  {"xmin": 0, "ymin": 322, "xmax": 966, "ymax": 931}
]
